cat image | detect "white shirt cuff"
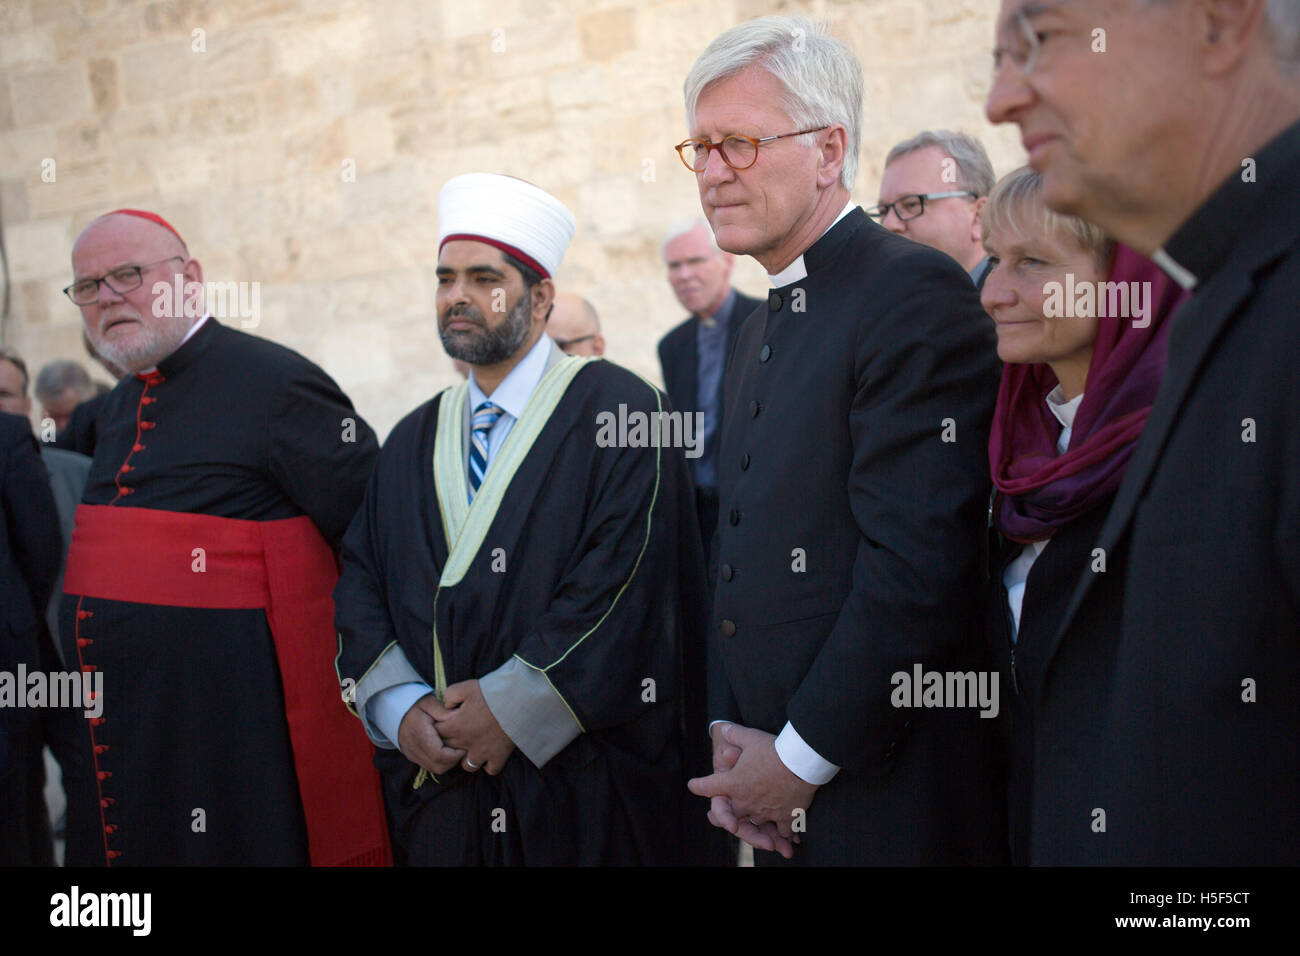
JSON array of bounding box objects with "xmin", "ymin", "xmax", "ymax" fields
[
  {"xmin": 367, "ymin": 681, "xmax": 433, "ymax": 749},
  {"xmin": 775, "ymin": 721, "xmax": 840, "ymax": 786}
]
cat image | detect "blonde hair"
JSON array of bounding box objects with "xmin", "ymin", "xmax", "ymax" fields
[{"xmin": 982, "ymin": 166, "xmax": 1113, "ymax": 268}]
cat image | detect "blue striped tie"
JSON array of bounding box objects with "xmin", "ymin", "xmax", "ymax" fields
[{"xmin": 468, "ymin": 401, "xmax": 504, "ymax": 501}]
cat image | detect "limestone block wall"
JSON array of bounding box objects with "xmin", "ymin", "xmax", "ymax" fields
[{"xmin": 1, "ymin": 0, "xmax": 1021, "ymax": 438}]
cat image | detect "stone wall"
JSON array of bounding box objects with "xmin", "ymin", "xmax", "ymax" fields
[{"xmin": 1, "ymin": 0, "xmax": 1021, "ymax": 438}]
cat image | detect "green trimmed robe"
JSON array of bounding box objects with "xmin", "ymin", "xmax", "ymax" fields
[{"xmin": 334, "ymin": 356, "xmax": 714, "ymax": 865}]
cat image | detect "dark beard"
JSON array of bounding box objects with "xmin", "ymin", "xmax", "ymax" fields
[{"xmin": 439, "ymin": 294, "xmax": 533, "ymax": 366}]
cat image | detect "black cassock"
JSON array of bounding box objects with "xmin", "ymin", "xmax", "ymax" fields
[
  {"xmin": 712, "ymin": 208, "xmax": 1007, "ymax": 864},
  {"xmin": 59, "ymin": 318, "xmax": 379, "ymax": 866},
  {"xmin": 335, "ymin": 357, "xmax": 710, "ymax": 865}
]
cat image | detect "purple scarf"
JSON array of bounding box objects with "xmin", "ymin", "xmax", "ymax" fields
[{"xmin": 990, "ymin": 245, "xmax": 1188, "ymax": 542}]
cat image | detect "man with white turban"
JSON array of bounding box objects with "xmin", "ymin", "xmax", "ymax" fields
[{"xmin": 334, "ymin": 173, "xmax": 710, "ymax": 864}]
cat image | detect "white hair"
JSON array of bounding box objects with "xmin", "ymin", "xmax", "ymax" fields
[
  {"xmin": 659, "ymin": 216, "xmax": 721, "ymax": 260},
  {"xmin": 684, "ymin": 16, "xmax": 864, "ymax": 189},
  {"xmin": 1142, "ymin": 0, "xmax": 1299, "ymax": 74},
  {"xmin": 1262, "ymin": 0, "xmax": 1298, "ymax": 72}
]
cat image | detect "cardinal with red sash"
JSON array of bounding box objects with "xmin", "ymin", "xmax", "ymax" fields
[{"xmin": 58, "ymin": 209, "xmax": 389, "ymax": 865}]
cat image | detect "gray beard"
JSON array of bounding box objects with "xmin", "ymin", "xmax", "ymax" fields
[
  {"xmin": 440, "ymin": 294, "xmax": 532, "ymax": 366},
  {"xmin": 90, "ymin": 313, "xmax": 194, "ymax": 374}
]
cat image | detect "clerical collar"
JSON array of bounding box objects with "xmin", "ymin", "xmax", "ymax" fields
[
  {"xmin": 767, "ymin": 201, "xmax": 857, "ymax": 287},
  {"xmin": 146, "ymin": 314, "xmax": 215, "ymax": 377},
  {"xmin": 1157, "ymin": 117, "xmax": 1300, "ymax": 292},
  {"xmin": 468, "ymin": 331, "xmax": 554, "ymax": 422}
]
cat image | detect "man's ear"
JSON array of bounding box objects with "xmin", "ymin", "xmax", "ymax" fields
[
  {"xmin": 184, "ymin": 256, "xmax": 204, "ymax": 290},
  {"xmin": 1199, "ymin": 0, "xmax": 1270, "ymax": 77},
  {"xmin": 815, "ymin": 125, "xmax": 848, "ymax": 189},
  {"xmin": 969, "ymin": 196, "xmax": 988, "ymax": 243},
  {"xmin": 533, "ymin": 278, "xmax": 556, "ymax": 326},
  {"xmin": 721, "ymin": 252, "xmax": 735, "ymax": 282}
]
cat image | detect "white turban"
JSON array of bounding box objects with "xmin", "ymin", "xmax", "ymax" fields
[{"xmin": 437, "ymin": 173, "xmax": 576, "ymax": 280}]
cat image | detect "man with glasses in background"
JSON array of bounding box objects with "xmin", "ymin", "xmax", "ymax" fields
[
  {"xmin": 679, "ymin": 16, "xmax": 1005, "ymax": 865},
  {"xmin": 872, "ymin": 130, "xmax": 997, "ymax": 289},
  {"xmin": 547, "ymin": 291, "xmax": 606, "ymax": 356},
  {"xmin": 56, "ymin": 208, "xmax": 388, "ymax": 866}
]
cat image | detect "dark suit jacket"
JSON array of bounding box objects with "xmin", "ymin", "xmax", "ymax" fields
[
  {"xmin": 711, "ymin": 208, "xmax": 1005, "ymax": 864},
  {"xmin": 0, "ymin": 412, "xmax": 62, "ymax": 864},
  {"xmin": 657, "ymin": 289, "xmax": 762, "ymax": 485},
  {"xmin": 987, "ymin": 500, "xmax": 1115, "ymax": 866},
  {"xmin": 1031, "ymin": 120, "xmax": 1300, "ymax": 865},
  {"xmin": 54, "ymin": 390, "xmax": 109, "ymax": 457},
  {"xmin": 0, "ymin": 414, "xmax": 60, "ymax": 668}
]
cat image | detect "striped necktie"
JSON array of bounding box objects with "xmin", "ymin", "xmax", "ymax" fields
[{"xmin": 468, "ymin": 401, "xmax": 504, "ymax": 501}]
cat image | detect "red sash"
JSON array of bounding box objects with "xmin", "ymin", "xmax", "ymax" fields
[{"xmin": 64, "ymin": 503, "xmax": 391, "ymax": 867}]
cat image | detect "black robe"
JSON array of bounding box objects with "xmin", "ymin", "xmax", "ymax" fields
[
  {"xmin": 59, "ymin": 318, "xmax": 378, "ymax": 866},
  {"xmin": 712, "ymin": 208, "xmax": 1007, "ymax": 864},
  {"xmin": 335, "ymin": 358, "xmax": 709, "ymax": 865}
]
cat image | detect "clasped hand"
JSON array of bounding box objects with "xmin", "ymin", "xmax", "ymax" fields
[
  {"xmin": 687, "ymin": 722, "xmax": 819, "ymax": 860},
  {"xmin": 397, "ymin": 680, "xmax": 516, "ymax": 776}
]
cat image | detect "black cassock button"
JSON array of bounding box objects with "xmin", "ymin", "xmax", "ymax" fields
[
  {"xmin": 740, "ymin": 453, "xmax": 750, "ymax": 470},
  {"xmin": 768, "ymin": 292, "xmax": 782, "ymax": 311},
  {"xmin": 720, "ymin": 619, "xmax": 736, "ymax": 637},
  {"xmin": 729, "ymin": 508, "xmax": 740, "ymax": 526},
  {"xmin": 759, "ymin": 344, "xmax": 772, "ymax": 363},
  {"xmin": 749, "ymin": 400, "xmax": 761, "ymax": 418},
  {"xmin": 720, "ymin": 564, "xmax": 734, "ymax": 581}
]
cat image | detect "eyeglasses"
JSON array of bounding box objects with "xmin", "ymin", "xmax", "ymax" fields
[
  {"xmin": 992, "ymin": 2, "xmax": 1066, "ymax": 76},
  {"xmin": 867, "ymin": 191, "xmax": 977, "ymax": 222},
  {"xmin": 553, "ymin": 333, "xmax": 597, "ymax": 352},
  {"xmin": 63, "ymin": 257, "xmax": 185, "ymax": 305},
  {"xmin": 675, "ymin": 127, "xmax": 830, "ymax": 172}
]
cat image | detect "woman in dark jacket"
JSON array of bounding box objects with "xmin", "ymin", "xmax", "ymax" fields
[{"xmin": 980, "ymin": 166, "xmax": 1185, "ymax": 864}]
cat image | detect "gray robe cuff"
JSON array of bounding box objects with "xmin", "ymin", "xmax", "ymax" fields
[
  {"xmin": 352, "ymin": 643, "xmax": 425, "ymax": 748},
  {"xmin": 480, "ymin": 657, "xmax": 581, "ymax": 768}
]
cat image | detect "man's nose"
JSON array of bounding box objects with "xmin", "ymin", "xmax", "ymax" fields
[
  {"xmin": 97, "ymin": 278, "xmax": 125, "ymax": 306},
  {"xmin": 880, "ymin": 207, "xmax": 906, "ymax": 235},
  {"xmin": 986, "ymin": 61, "xmax": 1034, "ymax": 126},
  {"xmin": 700, "ymin": 145, "xmax": 734, "ymax": 188}
]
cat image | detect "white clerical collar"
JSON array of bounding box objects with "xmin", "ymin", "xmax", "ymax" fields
[
  {"xmin": 138, "ymin": 314, "xmax": 210, "ymax": 374},
  {"xmin": 468, "ymin": 331, "xmax": 554, "ymax": 421},
  {"xmin": 767, "ymin": 201, "xmax": 856, "ymax": 287},
  {"xmin": 1151, "ymin": 248, "xmax": 1198, "ymax": 290}
]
